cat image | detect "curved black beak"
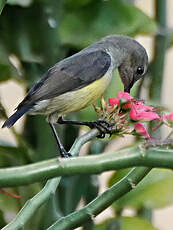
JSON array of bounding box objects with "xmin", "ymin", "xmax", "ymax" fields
[
  {"xmin": 124, "ymin": 78, "xmax": 135, "ymax": 93},
  {"xmin": 124, "ymin": 86, "xmax": 130, "ymax": 93}
]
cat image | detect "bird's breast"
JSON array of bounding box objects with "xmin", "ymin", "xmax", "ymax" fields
[{"xmin": 32, "ymin": 72, "xmax": 113, "ymax": 116}]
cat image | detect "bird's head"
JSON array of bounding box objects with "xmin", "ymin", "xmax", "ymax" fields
[
  {"xmin": 118, "ymin": 43, "xmax": 148, "ymax": 93},
  {"xmin": 103, "ymin": 35, "xmax": 148, "ymax": 93}
]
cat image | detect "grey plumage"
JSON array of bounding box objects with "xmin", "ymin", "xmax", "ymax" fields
[
  {"xmin": 17, "ymin": 50, "xmax": 111, "ymax": 108},
  {"xmin": 2, "ymin": 35, "xmax": 148, "ymax": 128}
]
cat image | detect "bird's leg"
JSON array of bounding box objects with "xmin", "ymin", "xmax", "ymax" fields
[
  {"xmin": 49, "ymin": 122, "xmax": 72, "ymax": 158},
  {"xmin": 57, "ymin": 116, "xmax": 111, "ymax": 138}
]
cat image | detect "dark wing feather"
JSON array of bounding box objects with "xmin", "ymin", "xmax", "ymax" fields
[{"xmin": 18, "ymin": 50, "xmax": 111, "ymax": 108}]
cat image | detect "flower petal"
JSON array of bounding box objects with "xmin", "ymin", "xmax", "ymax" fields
[
  {"xmin": 130, "ymin": 109, "xmax": 160, "ymax": 121},
  {"xmin": 135, "ymin": 122, "xmax": 151, "ymax": 139},
  {"xmin": 108, "ymin": 97, "xmax": 120, "ymax": 106},
  {"xmin": 162, "ymin": 113, "xmax": 173, "ymax": 121},
  {"xmin": 122, "ymin": 103, "xmax": 133, "ymax": 109},
  {"xmin": 133, "ymin": 101, "xmax": 153, "ymax": 111},
  {"xmin": 117, "ymin": 92, "xmax": 133, "ymax": 101}
]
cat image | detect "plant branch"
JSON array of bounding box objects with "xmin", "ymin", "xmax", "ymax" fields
[
  {"xmin": 1, "ymin": 143, "xmax": 173, "ymax": 187},
  {"xmin": 47, "ymin": 167, "xmax": 151, "ymax": 230},
  {"xmin": 2, "ymin": 129, "xmax": 99, "ymax": 230},
  {"xmin": 150, "ymin": 0, "xmax": 167, "ymax": 102},
  {"xmin": 2, "ymin": 178, "xmax": 60, "ymax": 230}
]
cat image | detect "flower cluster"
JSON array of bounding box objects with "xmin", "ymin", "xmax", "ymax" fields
[{"xmin": 94, "ymin": 92, "xmax": 173, "ymax": 139}]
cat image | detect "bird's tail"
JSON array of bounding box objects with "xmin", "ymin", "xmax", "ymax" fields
[{"xmin": 2, "ymin": 104, "xmax": 33, "ymax": 128}]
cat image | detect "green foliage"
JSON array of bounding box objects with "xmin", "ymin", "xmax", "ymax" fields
[
  {"xmin": 0, "ymin": 0, "xmax": 6, "ymax": 14},
  {"xmin": 0, "ymin": 0, "xmax": 170, "ymax": 230},
  {"xmin": 95, "ymin": 217, "xmax": 157, "ymax": 230},
  {"xmin": 0, "ymin": 210, "xmax": 6, "ymax": 228},
  {"xmin": 111, "ymin": 169, "xmax": 173, "ymax": 210},
  {"xmin": 0, "ymin": 145, "xmax": 30, "ymax": 166},
  {"xmin": 121, "ymin": 217, "xmax": 157, "ymax": 230},
  {"xmin": 60, "ymin": 0, "xmax": 157, "ymax": 47}
]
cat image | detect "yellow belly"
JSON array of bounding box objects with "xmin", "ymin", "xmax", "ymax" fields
[{"xmin": 34, "ymin": 73, "xmax": 112, "ymax": 115}]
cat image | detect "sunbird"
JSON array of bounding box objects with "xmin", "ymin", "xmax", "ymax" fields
[{"xmin": 2, "ymin": 35, "xmax": 148, "ymax": 157}]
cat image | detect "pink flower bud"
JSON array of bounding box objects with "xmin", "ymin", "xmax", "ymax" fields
[
  {"xmin": 108, "ymin": 97, "xmax": 120, "ymax": 106},
  {"xmin": 117, "ymin": 92, "xmax": 133, "ymax": 101},
  {"xmin": 135, "ymin": 123, "xmax": 151, "ymax": 139}
]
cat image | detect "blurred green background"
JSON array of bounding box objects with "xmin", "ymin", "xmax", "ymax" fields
[{"xmin": 0, "ymin": 0, "xmax": 173, "ymax": 229}]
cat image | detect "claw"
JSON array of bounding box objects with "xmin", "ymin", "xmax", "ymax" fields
[
  {"xmin": 60, "ymin": 149, "xmax": 72, "ymax": 158},
  {"xmin": 97, "ymin": 133, "xmax": 105, "ymax": 139},
  {"xmin": 109, "ymin": 133, "xmax": 113, "ymax": 138},
  {"xmin": 90, "ymin": 120, "xmax": 112, "ymax": 138}
]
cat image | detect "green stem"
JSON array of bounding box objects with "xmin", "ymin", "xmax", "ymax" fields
[
  {"xmin": 2, "ymin": 129, "xmax": 99, "ymax": 230},
  {"xmin": 0, "ymin": 146, "xmax": 173, "ymax": 187},
  {"xmin": 2, "ymin": 178, "xmax": 60, "ymax": 230},
  {"xmin": 150, "ymin": 0, "xmax": 167, "ymax": 103},
  {"xmin": 47, "ymin": 167, "xmax": 151, "ymax": 230}
]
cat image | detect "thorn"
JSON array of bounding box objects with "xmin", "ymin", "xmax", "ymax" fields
[
  {"xmin": 127, "ymin": 179, "xmax": 136, "ymax": 189},
  {"xmin": 139, "ymin": 144, "xmax": 146, "ymax": 157},
  {"xmin": 90, "ymin": 214, "xmax": 95, "ymax": 221},
  {"xmin": 86, "ymin": 210, "xmax": 95, "ymax": 221}
]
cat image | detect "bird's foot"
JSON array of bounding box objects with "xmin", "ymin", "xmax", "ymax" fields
[
  {"xmin": 60, "ymin": 148, "xmax": 72, "ymax": 158},
  {"xmin": 85, "ymin": 120, "xmax": 112, "ymax": 138},
  {"xmin": 57, "ymin": 117, "xmax": 112, "ymax": 138}
]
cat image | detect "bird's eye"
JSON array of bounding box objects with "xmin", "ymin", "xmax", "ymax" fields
[{"xmin": 136, "ymin": 66, "xmax": 144, "ymax": 75}]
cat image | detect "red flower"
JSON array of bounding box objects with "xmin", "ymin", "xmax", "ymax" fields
[
  {"xmin": 135, "ymin": 123, "xmax": 151, "ymax": 139},
  {"xmin": 108, "ymin": 97, "xmax": 120, "ymax": 106},
  {"xmin": 130, "ymin": 109, "xmax": 160, "ymax": 121},
  {"xmin": 103, "ymin": 91, "xmax": 173, "ymax": 139},
  {"xmin": 122, "ymin": 103, "xmax": 133, "ymax": 110}
]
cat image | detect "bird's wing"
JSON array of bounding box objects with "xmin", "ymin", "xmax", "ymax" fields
[{"xmin": 18, "ymin": 50, "xmax": 111, "ymax": 108}]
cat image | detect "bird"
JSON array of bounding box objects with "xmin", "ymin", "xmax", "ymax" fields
[{"xmin": 2, "ymin": 35, "xmax": 148, "ymax": 157}]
